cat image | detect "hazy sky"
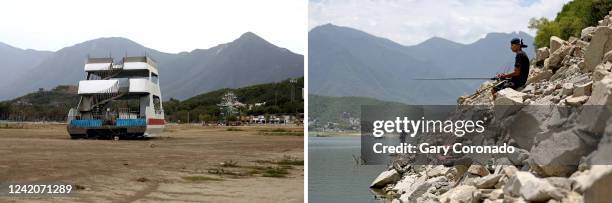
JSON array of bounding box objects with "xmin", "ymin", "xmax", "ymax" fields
[
  {"xmin": 310, "ymin": 0, "xmax": 571, "ymax": 45},
  {"xmin": 0, "ymin": 0, "xmax": 306, "ymax": 54}
]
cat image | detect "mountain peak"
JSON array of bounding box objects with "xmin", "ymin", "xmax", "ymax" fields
[
  {"xmin": 419, "ymin": 36, "xmax": 461, "ymax": 46},
  {"xmin": 236, "ymin": 32, "xmax": 265, "ymax": 42},
  {"xmin": 311, "ymin": 23, "xmax": 351, "ymax": 33},
  {"xmin": 81, "ymin": 37, "xmax": 139, "ymax": 46},
  {"xmin": 227, "ymin": 31, "xmax": 278, "ymax": 51}
]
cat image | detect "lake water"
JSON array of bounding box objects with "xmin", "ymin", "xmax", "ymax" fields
[{"xmin": 308, "ymin": 136, "xmax": 387, "ymax": 203}]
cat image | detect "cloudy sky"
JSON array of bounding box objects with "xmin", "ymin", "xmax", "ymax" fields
[
  {"xmin": 310, "ymin": 0, "xmax": 570, "ymax": 45},
  {"xmin": 0, "ymin": 0, "xmax": 306, "ymax": 54}
]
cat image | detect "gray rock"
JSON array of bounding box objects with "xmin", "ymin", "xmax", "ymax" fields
[
  {"xmin": 592, "ymin": 62, "xmax": 611, "ymax": 81},
  {"xmin": 480, "ymin": 188, "xmax": 504, "ymax": 200},
  {"xmin": 505, "ymin": 105, "xmax": 560, "ymax": 149},
  {"xmin": 564, "ymin": 95, "xmax": 589, "ymax": 106},
  {"xmin": 544, "ymin": 177, "xmax": 573, "ymax": 191},
  {"xmin": 371, "ymin": 169, "xmax": 401, "ymax": 188},
  {"xmin": 604, "ymin": 50, "xmax": 612, "ymax": 63},
  {"xmin": 504, "ymin": 165, "xmax": 519, "ymax": 177},
  {"xmin": 393, "ymin": 174, "xmax": 426, "ymax": 195},
  {"xmin": 563, "ymin": 191, "xmax": 585, "ymax": 203},
  {"xmin": 508, "ymin": 148, "xmax": 530, "ymax": 165},
  {"xmin": 586, "ymin": 74, "xmax": 612, "ymax": 105},
  {"xmin": 521, "ymin": 84, "xmax": 535, "ymax": 93},
  {"xmin": 536, "ymin": 47, "xmax": 550, "ymax": 63},
  {"xmin": 561, "ymin": 83, "xmax": 574, "ymax": 95},
  {"xmin": 527, "ymin": 69, "xmax": 553, "ymax": 85},
  {"xmin": 573, "ymin": 81, "xmax": 593, "ymax": 96},
  {"xmin": 581, "ymin": 27, "xmax": 596, "ymax": 41},
  {"xmin": 573, "ymin": 74, "xmax": 612, "ymax": 136},
  {"xmin": 468, "ymin": 165, "xmax": 491, "ymax": 177},
  {"xmin": 440, "ymin": 185, "xmax": 478, "ymax": 203},
  {"xmin": 474, "ymin": 174, "xmax": 502, "ymax": 189},
  {"xmin": 584, "ymin": 26, "xmax": 612, "ymax": 72},
  {"xmin": 550, "ymin": 36, "xmax": 565, "ymax": 53},
  {"xmin": 543, "ymin": 58, "xmax": 552, "ymax": 70},
  {"xmin": 494, "ymin": 88, "xmax": 526, "ymax": 118},
  {"xmin": 504, "ymin": 171, "xmax": 564, "ymax": 202},
  {"xmin": 530, "ymin": 130, "xmax": 590, "ymax": 177},
  {"xmin": 544, "ymin": 85, "xmax": 556, "ymax": 94},
  {"xmin": 427, "ymin": 165, "xmax": 450, "ymax": 178},
  {"xmin": 549, "ymin": 44, "xmax": 572, "ymax": 69},
  {"xmin": 572, "ymin": 165, "xmax": 612, "ymax": 203},
  {"xmin": 397, "ymin": 175, "xmax": 447, "ymax": 203}
]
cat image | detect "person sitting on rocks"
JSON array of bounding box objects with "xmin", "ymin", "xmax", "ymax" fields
[{"xmin": 491, "ymin": 38, "xmax": 531, "ymax": 100}]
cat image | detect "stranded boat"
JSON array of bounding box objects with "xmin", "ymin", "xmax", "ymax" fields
[{"xmin": 67, "ymin": 56, "xmax": 165, "ymax": 139}]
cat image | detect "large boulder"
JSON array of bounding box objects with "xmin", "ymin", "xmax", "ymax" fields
[
  {"xmin": 575, "ymin": 74, "xmax": 612, "ymax": 136},
  {"xmin": 495, "ymin": 88, "xmax": 526, "ymax": 103},
  {"xmin": 536, "ymin": 47, "xmax": 550, "ymax": 64},
  {"xmin": 397, "ymin": 176, "xmax": 448, "ymax": 202},
  {"xmin": 573, "ymin": 81, "xmax": 593, "ymax": 97},
  {"xmin": 584, "ymin": 26, "xmax": 612, "ymax": 72},
  {"xmin": 549, "ymin": 44, "xmax": 572, "ymax": 70},
  {"xmin": 544, "ymin": 177, "xmax": 573, "ymax": 192},
  {"xmin": 426, "ymin": 165, "xmax": 451, "ymax": 178},
  {"xmin": 564, "ymin": 95, "xmax": 589, "ymax": 107},
  {"xmin": 505, "ymin": 105, "xmax": 560, "ymax": 149},
  {"xmin": 392, "ymin": 173, "xmax": 427, "ymax": 196},
  {"xmin": 439, "ymin": 185, "xmax": 478, "ymax": 203},
  {"xmin": 593, "ymin": 62, "xmax": 612, "ymax": 81},
  {"xmin": 604, "ymin": 50, "xmax": 612, "ymax": 63},
  {"xmin": 581, "ymin": 27, "xmax": 596, "ymax": 41},
  {"xmin": 474, "ymin": 174, "xmax": 502, "ymax": 189},
  {"xmin": 550, "ymin": 36, "xmax": 565, "ymax": 53},
  {"xmin": 561, "ymin": 83, "xmax": 574, "ymax": 96},
  {"xmin": 503, "ymin": 171, "xmax": 563, "ymax": 202},
  {"xmin": 370, "ymin": 169, "xmax": 401, "ymax": 188},
  {"xmin": 527, "ymin": 69, "xmax": 553, "ymax": 85},
  {"xmin": 494, "ymin": 88, "xmax": 526, "ymax": 118},
  {"xmin": 530, "ymin": 130, "xmax": 591, "ymax": 177},
  {"xmin": 591, "ymin": 68, "xmax": 612, "ymax": 102},
  {"xmin": 571, "ymin": 165, "xmax": 612, "ymax": 203}
]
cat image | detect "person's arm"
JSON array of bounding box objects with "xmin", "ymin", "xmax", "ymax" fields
[
  {"xmin": 497, "ymin": 66, "xmax": 521, "ymax": 79},
  {"xmin": 496, "ymin": 53, "xmax": 525, "ymax": 79}
]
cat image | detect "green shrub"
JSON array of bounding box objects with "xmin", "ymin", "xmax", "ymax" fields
[
  {"xmin": 530, "ymin": 0, "xmax": 612, "ymax": 48},
  {"xmin": 262, "ymin": 166, "xmax": 289, "ymax": 178}
]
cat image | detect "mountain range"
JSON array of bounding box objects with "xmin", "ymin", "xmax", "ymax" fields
[
  {"xmin": 308, "ymin": 24, "xmax": 534, "ymax": 104},
  {"xmin": 0, "ymin": 32, "xmax": 303, "ymax": 100}
]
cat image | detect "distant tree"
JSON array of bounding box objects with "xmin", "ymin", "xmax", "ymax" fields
[{"xmin": 531, "ymin": 0, "xmax": 612, "ymax": 48}]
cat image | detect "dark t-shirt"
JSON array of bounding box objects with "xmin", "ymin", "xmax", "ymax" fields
[{"xmin": 512, "ymin": 51, "xmax": 530, "ymax": 87}]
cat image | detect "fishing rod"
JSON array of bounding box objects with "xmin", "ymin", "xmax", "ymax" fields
[
  {"xmin": 411, "ymin": 77, "xmax": 506, "ymax": 99},
  {"xmin": 411, "ymin": 77, "xmax": 499, "ymax": 81}
]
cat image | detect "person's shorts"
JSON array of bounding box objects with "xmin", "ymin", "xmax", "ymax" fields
[{"xmin": 493, "ymin": 79, "xmax": 518, "ymax": 92}]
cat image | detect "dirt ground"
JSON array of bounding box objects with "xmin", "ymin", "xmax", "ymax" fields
[{"xmin": 0, "ymin": 123, "xmax": 304, "ymax": 202}]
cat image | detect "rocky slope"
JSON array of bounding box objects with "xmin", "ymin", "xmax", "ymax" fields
[{"xmin": 371, "ymin": 10, "xmax": 612, "ymax": 203}]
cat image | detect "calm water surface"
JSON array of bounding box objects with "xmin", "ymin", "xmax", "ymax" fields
[{"xmin": 308, "ymin": 136, "xmax": 388, "ymax": 203}]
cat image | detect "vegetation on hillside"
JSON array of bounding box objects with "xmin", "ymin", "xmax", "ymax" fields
[
  {"xmin": 0, "ymin": 85, "xmax": 79, "ymax": 121},
  {"xmin": 529, "ymin": 0, "xmax": 612, "ymax": 48},
  {"xmin": 0, "ymin": 78, "xmax": 303, "ymax": 123},
  {"xmin": 163, "ymin": 78, "xmax": 304, "ymax": 123}
]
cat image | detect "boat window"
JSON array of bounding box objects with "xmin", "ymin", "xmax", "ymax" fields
[
  {"xmin": 151, "ymin": 73, "xmax": 159, "ymax": 84},
  {"xmin": 153, "ymin": 95, "xmax": 162, "ymax": 114}
]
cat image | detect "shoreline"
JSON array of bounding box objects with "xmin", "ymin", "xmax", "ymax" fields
[{"xmin": 308, "ymin": 131, "xmax": 361, "ymax": 137}]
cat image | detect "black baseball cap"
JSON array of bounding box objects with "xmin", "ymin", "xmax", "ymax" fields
[{"xmin": 511, "ymin": 38, "xmax": 528, "ymax": 48}]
